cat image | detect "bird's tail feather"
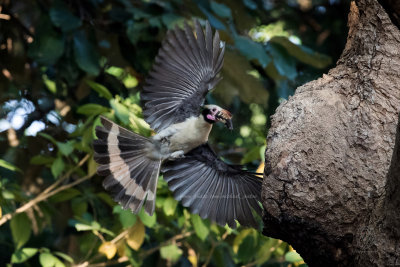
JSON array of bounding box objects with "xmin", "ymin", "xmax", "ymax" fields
[{"xmin": 93, "ymin": 116, "xmax": 161, "ymax": 215}]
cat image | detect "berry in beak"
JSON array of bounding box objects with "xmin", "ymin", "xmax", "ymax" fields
[{"xmin": 216, "ymin": 109, "xmax": 233, "ymax": 130}]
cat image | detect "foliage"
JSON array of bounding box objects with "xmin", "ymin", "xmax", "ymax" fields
[{"xmin": 0, "ymin": 0, "xmax": 349, "ymax": 266}]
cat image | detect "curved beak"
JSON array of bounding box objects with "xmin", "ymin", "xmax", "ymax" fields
[{"xmin": 216, "ymin": 109, "xmax": 233, "ymax": 130}]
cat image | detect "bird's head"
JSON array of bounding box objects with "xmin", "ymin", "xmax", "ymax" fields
[{"xmin": 202, "ymin": 104, "xmax": 233, "ymax": 130}]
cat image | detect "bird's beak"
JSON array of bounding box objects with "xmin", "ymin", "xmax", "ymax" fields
[{"xmin": 216, "ymin": 109, "xmax": 233, "ymax": 130}]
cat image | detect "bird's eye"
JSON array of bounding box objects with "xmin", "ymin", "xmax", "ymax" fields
[{"xmin": 212, "ymin": 108, "xmax": 216, "ymax": 112}]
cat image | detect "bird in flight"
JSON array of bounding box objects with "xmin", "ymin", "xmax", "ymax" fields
[{"xmin": 93, "ymin": 20, "xmax": 263, "ymax": 228}]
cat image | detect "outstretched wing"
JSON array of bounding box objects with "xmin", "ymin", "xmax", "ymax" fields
[
  {"xmin": 141, "ymin": 20, "xmax": 225, "ymax": 132},
  {"xmin": 162, "ymin": 144, "xmax": 263, "ymax": 228}
]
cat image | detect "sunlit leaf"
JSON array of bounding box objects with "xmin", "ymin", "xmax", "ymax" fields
[
  {"xmin": 233, "ymin": 229, "xmax": 253, "ymax": 253},
  {"xmin": 39, "ymin": 252, "xmax": 65, "ymax": 267},
  {"xmin": 160, "ymin": 244, "xmax": 182, "ymax": 263},
  {"xmin": 98, "ymin": 242, "xmax": 117, "ymax": 259},
  {"xmin": 163, "ymin": 197, "xmax": 178, "ymax": 216},
  {"xmin": 77, "ymin": 103, "xmax": 109, "ymax": 116},
  {"xmin": 10, "ymin": 213, "xmax": 31, "ymax": 249},
  {"xmin": 86, "ymin": 80, "xmax": 113, "ymax": 100},
  {"xmin": 138, "ymin": 208, "xmax": 156, "ymax": 228},
  {"xmin": 254, "ymin": 238, "xmax": 279, "ymax": 264},
  {"xmin": 191, "ymin": 214, "xmax": 209, "ymax": 241},
  {"xmin": 285, "ymin": 251, "xmax": 304, "ymax": 263},
  {"xmin": 126, "ymin": 220, "xmax": 145, "ymax": 251},
  {"xmin": 110, "ymin": 99, "xmax": 130, "ymax": 124},
  {"xmin": 74, "ymin": 223, "xmax": 93, "ymax": 232},
  {"xmin": 11, "ymin": 248, "xmax": 38, "ymax": 264},
  {"xmin": 53, "ymin": 252, "xmax": 74, "ymax": 263},
  {"xmin": 0, "ymin": 159, "xmax": 22, "ymax": 173}
]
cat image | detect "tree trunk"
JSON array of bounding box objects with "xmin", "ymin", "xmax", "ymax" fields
[{"xmin": 262, "ymin": 0, "xmax": 400, "ymax": 266}]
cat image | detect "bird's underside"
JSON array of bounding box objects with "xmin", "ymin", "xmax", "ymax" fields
[{"xmin": 93, "ymin": 20, "xmax": 263, "ymax": 228}]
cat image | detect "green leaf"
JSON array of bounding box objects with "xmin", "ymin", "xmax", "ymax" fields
[
  {"xmin": 38, "ymin": 133, "xmax": 57, "ymax": 144},
  {"xmin": 28, "ymin": 32, "xmax": 64, "ymax": 65},
  {"xmin": 285, "ymin": 251, "xmax": 303, "ymax": 263},
  {"xmin": 0, "ymin": 159, "xmax": 22, "ymax": 173},
  {"xmin": 160, "ymin": 244, "xmax": 182, "ymax": 263},
  {"xmin": 161, "ymin": 13, "xmax": 182, "ymax": 29},
  {"xmin": 118, "ymin": 209, "xmax": 137, "ymax": 229},
  {"xmin": 126, "ymin": 21, "xmax": 147, "ymax": 45},
  {"xmin": 40, "ymin": 252, "xmax": 65, "ymax": 267},
  {"xmin": 56, "ymin": 141, "xmax": 75, "ymax": 156},
  {"xmin": 50, "ymin": 188, "xmax": 81, "ymax": 202},
  {"xmin": 234, "ymin": 36, "xmax": 271, "ymax": 67},
  {"xmin": 51, "ymin": 157, "xmax": 65, "ymax": 178},
  {"xmin": 74, "ymin": 223, "xmax": 93, "ymax": 232},
  {"xmin": 254, "ymin": 238, "xmax": 279, "ymax": 264},
  {"xmin": 241, "ymin": 146, "xmax": 261, "ymax": 164},
  {"xmin": 237, "ymin": 235, "xmax": 255, "ymax": 262},
  {"xmin": 77, "ymin": 103, "xmax": 109, "ymax": 116},
  {"xmin": 198, "ymin": 6, "xmax": 226, "ymax": 30},
  {"xmin": 11, "ymin": 248, "xmax": 39, "ymax": 263},
  {"xmin": 163, "ymin": 197, "xmax": 178, "ymax": 216},
  {"xmin": 30, "ymin": 155, "xmax": 55, "ymax": 165},
  {"xmin": 10, "ymin": 213, "xmax": 32, "ymax": 249},
  {"xmin": 86, "ymin": 80, "xmax": 113, "ymax": 100},
  {"xmin": 268, "ymin": 42, "xmax": 297, "ymax": 80},
  {"xmin": 109, "ymin": 99, "xmax": 130, "ymax": 124},
  {"xmin": 49, "ymin": 3, "xmax": 82, "ymax": 32},
  {"xmin": 243, "ymin": 0, "xmax": 257, "ymax": 10},
  {"xmin": 53, "ymin": 252, "xmax": 74, "ymax": 263},
  {"xmin": 210, "ymin": 1, "xmax": 232, "ymax": 18},
  {"xmin": 138, "ymin": 208, "xmax": 156, "ymax": 228},
  {"xmin": 270, "ymin": 36, "xmax": 331, "ymax": 69},
  {"xmin": 73, "ymin": 31, "xmax": 100, "ymax": 75},
  {"xmin": 71, "ymin": 198, "xmax": 88, "ymax": 216},
  {"xmin": 191, "ymin": 214, "xmax": 209, "ymax": 241}
]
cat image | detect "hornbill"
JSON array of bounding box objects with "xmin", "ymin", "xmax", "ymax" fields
[{"xmin": 93, "ymin": 20, "xmax": 263, "ymax": 228}]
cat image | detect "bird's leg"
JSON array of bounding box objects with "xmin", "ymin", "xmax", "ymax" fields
[
  {"xmin": 153, "ymin": 128, "xmax": 176, "ymax": 142},
  {"xmin": 169, "ymin": 150, "xmax": 185, "ymax": 159}
]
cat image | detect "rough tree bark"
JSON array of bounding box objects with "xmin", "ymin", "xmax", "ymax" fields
[{"xmin": 262, "ymin": 0, "xmax": 400, "ymax": 266}]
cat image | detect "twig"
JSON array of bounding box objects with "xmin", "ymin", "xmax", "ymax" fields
[
  {"xmin": 141, "ymin": 231, "xmax": 193, "ymax": 257},
  {"xmin": 202, "ymin": 229, "xmax": 230, "ymax": 267},
  {"xmin": 77, "ymin": 231, "xmax": 194, "ymax": 267},
  {"xmin": 0, "ymin": 155, "xmax": 92, "ymax": 226},
  {"xmin": 202, "ymin": 241, "xmax": 217, "ymax": 267},
  {"xmin": 110, "ymin": 229, "xmax": 129, "ymax": 244}
]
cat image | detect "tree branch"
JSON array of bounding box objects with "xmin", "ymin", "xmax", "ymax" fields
[{"xmin": 0, "ymin": 154, "xmax": 91, "ymax": 226}]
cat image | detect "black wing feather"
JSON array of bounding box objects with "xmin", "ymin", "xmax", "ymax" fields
[
  {"xmin": 141, "ymin": 20, "xmax": 225, "ymax": 132},
  {"xmin": 162, "ymin": 143, "xmax": 263, "ymax": 228}
]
